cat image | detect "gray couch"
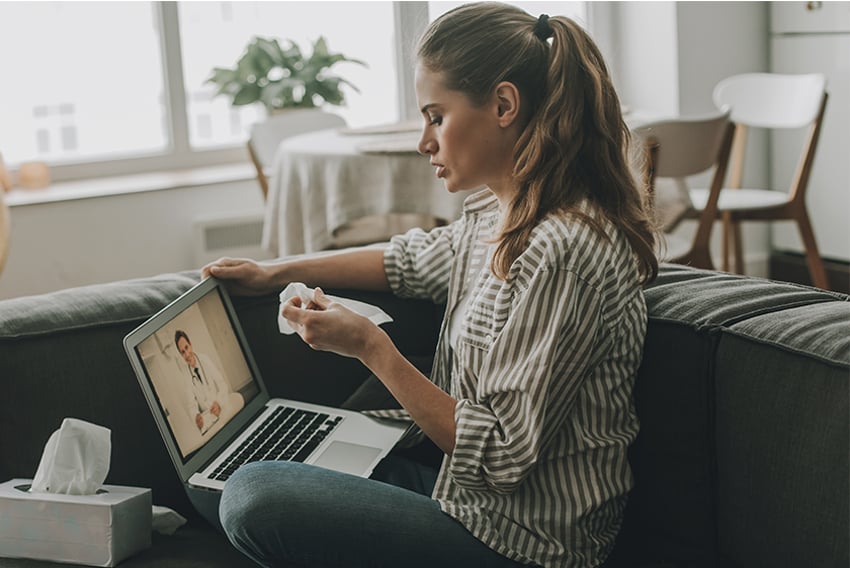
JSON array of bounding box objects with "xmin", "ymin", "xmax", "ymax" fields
[{"xmin": 0, "ymin": 263, "xmax": 847, "ymax": 567}]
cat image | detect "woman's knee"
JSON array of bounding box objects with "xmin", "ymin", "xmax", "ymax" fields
[
  {"xmin": 219, "ymin": 461, "xmax": 328, "ymax": 537},
  {"xmin": 219, "ymin": 462, "xmax": 270, "ymax": 538}
]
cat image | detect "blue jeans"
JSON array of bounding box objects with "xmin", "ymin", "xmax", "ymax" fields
[{"xmin": 218, "ymin": 455, "xmax": 531, "ymax": 567}]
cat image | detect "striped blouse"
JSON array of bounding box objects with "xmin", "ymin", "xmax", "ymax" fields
[{"xmin": 381, "ymin": 189, "xmax": 647, "ymax": 567}]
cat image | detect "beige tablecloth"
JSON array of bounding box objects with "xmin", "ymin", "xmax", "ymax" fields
[{"xmin": 262, "ymin": 127, "xmax": 467, "ymax": 256}]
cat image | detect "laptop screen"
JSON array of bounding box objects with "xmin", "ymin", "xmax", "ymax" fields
[{"xmin": 131, "ymin": 284, "xmax": 261, "ymax": 460}]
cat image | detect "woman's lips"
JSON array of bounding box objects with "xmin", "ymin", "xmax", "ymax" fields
[{"xmin": 432, "ymin": 163, "xmax": 446, "ymax": 178}]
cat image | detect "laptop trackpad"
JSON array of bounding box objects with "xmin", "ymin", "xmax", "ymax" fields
[{"xmin": 312, "ymin": 441, "xmax": 382, "ymax": 477}]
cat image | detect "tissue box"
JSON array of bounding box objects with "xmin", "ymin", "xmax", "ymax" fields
[{"xmin": 0, "ymin": 479, "xmax": 152, "ymax": 567}]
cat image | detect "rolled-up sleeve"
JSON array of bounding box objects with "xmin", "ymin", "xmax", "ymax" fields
[
  {"xmin": 383, "ymin": 224, "xmax": 456, "ymax": 303},
  {"xmin": 448, "ymin": 267, "xmax": 604, "ymax": 493}
]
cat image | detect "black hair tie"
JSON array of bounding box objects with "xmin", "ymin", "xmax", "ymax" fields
[{"xmin": 534, "ymin": 13, "xmax": 552, "ymax": 40}]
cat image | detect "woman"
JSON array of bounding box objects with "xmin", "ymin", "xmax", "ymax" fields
[{"xmin": 204, "ymin": 3, "xmax": 657, "ymax": 566}]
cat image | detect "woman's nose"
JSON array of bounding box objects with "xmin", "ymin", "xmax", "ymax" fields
[{"xmin": 418, "ymin": 132, "xmax": 436, "ymax": 156}]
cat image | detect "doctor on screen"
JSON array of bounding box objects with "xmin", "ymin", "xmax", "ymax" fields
[{"xmin": 174, "ymin": 329, "xmax": 230, "ymax": 433}]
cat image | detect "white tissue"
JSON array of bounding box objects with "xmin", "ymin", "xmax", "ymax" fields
[
  {"xmin": 30, "ymin": 418, "xmax": 111, "ymax": 495},
  {"xmin": 152, "ymin": 505, "xmax": 187, "ymax": 535},
  {"xmin": 278, "ymin": 282, "xmax": 393, "ymax": 335}
]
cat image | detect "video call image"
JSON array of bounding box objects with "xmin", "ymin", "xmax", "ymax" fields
[{"xmin": 136, "ymin": 289, "xmax": 259, "ymax": 457}]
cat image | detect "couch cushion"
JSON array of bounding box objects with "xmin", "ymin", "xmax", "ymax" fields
[
  {"xmin": 726, "ymin": 301, "xmax": 850, "ymax": 365},
  {"xmin": 643, "ymin": 265, "xmax": 845, "ymax": 327},
  {"xmin": 612, "ymin": 319, "xmax": 720, "ymax": 567},
  {"xmin": 714, "ymin": 302, "xmax": 849, "ymax": 567},
  {"xmin": 0, "ymin": 272, "xmax": 199, "ymax": 337},
  {"xmin": 610, "ymin": 264, "xmax": 848, "ymax": 567}
]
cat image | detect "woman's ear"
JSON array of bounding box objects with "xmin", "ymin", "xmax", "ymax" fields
[{"xmin": 494, "ymin": 81, "xmax": 521, "ymax": 127}]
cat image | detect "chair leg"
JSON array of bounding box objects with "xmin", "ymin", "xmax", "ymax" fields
[
  {"xmin": 721, "ymin": 213, "xmax": 731, "ymax": 272},
  {"xmin": 796, "ymin": 212, "xmax": 830, "ymax": 290},
  {"xmin": 732, "ymin": 220, "xmax": 745, "ymax": 275},
  {"xmin": 677, "ymin": 245, "xmax": 715, "ymax": 272}
]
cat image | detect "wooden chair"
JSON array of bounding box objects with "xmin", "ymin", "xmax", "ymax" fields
[
  {"xmin": 633, "ymin": 110, "xmax": 735, "ymax": 269},
  {"xmin": 247, "ymin": 110, "xmax": 347, "ymax": 200},
  {"xmin": 690, "ymin": 73, "xmax": 830, "ymax": 289}
]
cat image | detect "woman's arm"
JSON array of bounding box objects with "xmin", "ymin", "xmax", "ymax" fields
[
  {"xmin": 202, "ymin": 247, "xmax": 390, "ymax": 296},
  {"xmin": 362, "ymin": 330, "xmax": 457, "ymax": 454}
]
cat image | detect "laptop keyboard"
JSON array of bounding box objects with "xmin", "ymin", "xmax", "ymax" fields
[{"xmin": 210, "ymin": 406, "xmax": 343, "ymax": 482}]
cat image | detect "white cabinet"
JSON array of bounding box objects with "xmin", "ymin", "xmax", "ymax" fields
[
  {"xmin": 771, "ymin": 1, "xmax": 850, "ymax": 33},
  {"xmin": 770, "ymin": 2, "xmax": 850, "ymax": 262}
]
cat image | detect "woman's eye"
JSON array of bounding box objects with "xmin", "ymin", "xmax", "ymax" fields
[{"xmin": 428, "ymin": 115, "xmax": 442, "ymax": 126}]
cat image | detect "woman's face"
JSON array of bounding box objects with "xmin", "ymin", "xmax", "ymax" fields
[{"xmin": 414, "ymin": 65, "xmax": 518, "ymax": 197}]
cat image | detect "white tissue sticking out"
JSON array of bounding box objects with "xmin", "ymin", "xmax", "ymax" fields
[
  {"xmin": 152, "ymin": 505, "xmax": 188, "ymax": 535},
  {"xmin": 30, "ymin": 418, "xmax": 111, "ymax": 495},
  {"xmin": 278, "ymin": 282, "xmax": 393, "ymax": 335}
]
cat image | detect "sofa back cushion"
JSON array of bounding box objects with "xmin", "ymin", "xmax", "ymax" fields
[
  {"xmin": 714, "ymin": 303, "xmax": 849, "ymax": 567},
  {"xmin": 609, "ymin": 265, "xmax": 849, "ymax": 567},
  {"xmin": 612, "ymin": 317, "xmax": 719, "ymax": 566}
]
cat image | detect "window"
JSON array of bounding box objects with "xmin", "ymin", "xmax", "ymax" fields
[
  {"xmin": 177, "ymin": 1, "xmax": 398, "ymax": 149},
  {"xmin": 0, "ymin": 1, "xmax": 589, "ymax": 185},
  {"xmin": 0, "ymin": 2, "xmax": 167, "ymax": 166},
  {"xmin": 0, "ymin": 1, "xmax": 400, "ymax": 183}
]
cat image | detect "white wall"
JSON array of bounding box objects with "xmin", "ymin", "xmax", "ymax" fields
[
  {"xmin": 676, "ymin": 2, "xmax": 770, "ymax": 191},
  {"xmin": 612, "ymin": 1, "xmax": 681, "ymax": 117},
  {"xmin": 0, "ymin": 178, "xmax": 269, "ymax": 300}
]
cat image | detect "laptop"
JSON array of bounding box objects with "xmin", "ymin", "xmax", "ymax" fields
[{"xmin": 123, "ymin": 276, "xmax": 407, "ymax": 491}]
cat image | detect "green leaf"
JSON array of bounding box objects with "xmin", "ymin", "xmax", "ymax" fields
[
  {"xmin": 232, "ymin": 83, "xmax": 262, "ymax": 106},
  {"xmin": 280, "ymin": 41, "xmax": 303, "ymax": 69},
  {"xmin": 251, "ymin": 48, "xmax": 275, "ymax": 74},
  {"xmin": 260, "ymin": 78, "xmax": 298, "ymax": 108},
  {"xmin": 205, "ymin": 67, "xmax": 237, "ymax": 86},
  {"xmin": 311, "ymin": 81, "xmax": 345, "ymax": 106},
  {"xmin": 337, "ymin": 76, "xmax": 361, "ymax": 94},
  {"xmin": 312, "ymin": 36, "xmax": 329, "ymax": 58},
  {"xmin": 254, "ymin": 37, "xmax": 282, "ymax": 66}
]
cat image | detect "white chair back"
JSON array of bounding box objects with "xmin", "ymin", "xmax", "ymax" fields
[
  {"xmin": 634, "ymin": 109, "xmax": 733, "ymax": 179},
  {"xmin": 249, "ymin": 110, "xmax": 347, "ymax": 168},
  {"xmin": 713, "ymin": 73, "xmax": 826, "ymax": 129},
  {"xmin": 632, "ymin": 110, "xmax": 735, "ymax": 269}
]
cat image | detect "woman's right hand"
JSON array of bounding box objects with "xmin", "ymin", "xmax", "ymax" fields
[{"xmin": 201, "ymin": 257, "xmax": 278, "ymax": 296}]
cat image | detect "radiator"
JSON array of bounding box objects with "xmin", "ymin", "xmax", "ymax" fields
[{"xmin": 192, "ymin": 212, "xmax": 271, "ymax": 266}]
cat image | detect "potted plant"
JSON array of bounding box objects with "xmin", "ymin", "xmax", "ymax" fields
[{"xmin": 206, "ymin": 35, "xmax": 365, "ymax": 114}]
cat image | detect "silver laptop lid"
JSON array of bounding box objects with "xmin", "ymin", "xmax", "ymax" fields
[{"xmin": 123, "ymin": 277, "xmax": 269, "ymax": 483}]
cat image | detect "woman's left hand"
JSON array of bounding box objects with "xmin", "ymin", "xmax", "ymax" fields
[
  {"xmin": 281, "ymin": 288, "xmax": 380, "ymax": 360},
  {"xmin": 285, "ymin": 288, "xmax": 458, "ymax": 455}
]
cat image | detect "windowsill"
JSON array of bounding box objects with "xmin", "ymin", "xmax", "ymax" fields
[{"xmin": 4, "ymin": 163, "xmax": 256, "ymax": 207}]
